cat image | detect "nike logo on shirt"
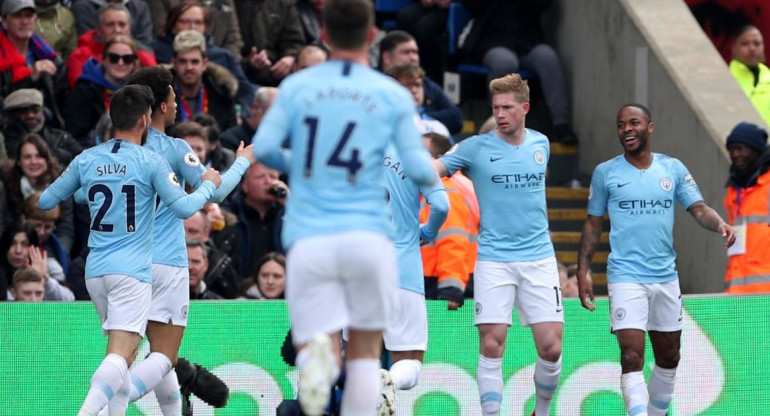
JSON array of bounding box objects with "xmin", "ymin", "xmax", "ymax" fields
[
  {"xmin": 490, "ymin": 156, "xmax": 503, "ymax": 162},
  {"xmin": 617, "ymin": 182, "xmax": 631, "ymax": 188}
]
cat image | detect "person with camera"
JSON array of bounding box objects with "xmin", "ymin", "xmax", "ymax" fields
[{"xmin": 224, "ymin": 162, "xmax": 288, "ymax": 277}]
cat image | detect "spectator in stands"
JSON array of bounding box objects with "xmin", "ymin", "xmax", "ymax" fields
[
  {"xmin": 191, "ymin": 113, "xmax": 236, "ymax": 173},
  {"xmin": 386, "ymin": 62, "xmax": 454, "ymax": 143},
  {"xmin": 22, "ymin": 192, "xmax": 69, "ymax": 275},
  {"xmin": 8, "ymin": 267, "xmax": 45, "ymax": 301},
  {"xmin": 71, "ymin": 0, "xmax": 153, "ymax": 46},
  {"xmin": 0, "ymin": 222, "xmax": 73, "ymax": 301},
  {"xmin": 1, "ymin": 134, "xmax": 75, "ymax": 254},
  {"xmin": 34, "ymin": 0, "xmax": 77, "ymax": 60},
  {"xmin": 296, "ymin": 0, "xmax": 324, "ymax": 45},
  {"xmin": 560, "ymin": 263, "xmax": 579, "ymax": 298},
  {"xmin": 723, "ymin": 122, "xmax": 770, "ymax": 293},
  {"xmin": 729, "ymin": 26, "xmax": 770, "ymax": 126},
  {"xmin": 234, "ymin": 0, "xmax": 306, "ymax": 86},
  {"xmin": 380, "ymin": 30, "xmax": 463, "ymax": 135},
  {"xmin": 184, "ymin": 210, "xmax": 241, "ymax": 299},
  {"xmin": 66, "ymin": 2, "xmax": 157, "ymax": 88},
  {"xmin": 152, "ymin": 1, "xmax": 254, "ymax": 116},
  {"xmin": 291, "ymin": 44, "xmax": 328, "ymax": 73},
  {"xmin": 420, "ymin": 130, "xmax": 478, "ymax": 309},
  {"xmin": 458, "ymin": 0, "xmax": 578, "ymax": 144},
  {"xmin": 187, "ymin": 237, "xmax": 224, "ymax": 299},
  {"xmin": 242, "ymin": 251, "xmax": 285, "ymax": 299},
  {"xmin": 224, "ymin": 162, "xmax": 286, "ymax": 277},
  {"xmin": 2, "ymin": 88, "xmax": 81, "ymax": 167},
  {"xmin": 220, "ymin": 86, "xmax": 277, "ymax": 152},
  {"xmin": 0, "ymin": 0, "xmax": 66, "ymax": 125},
  {"xmin": 174, "ymin": 120, "xmax": 234, "ymax": 173},
  {"xmin": 171, "ymin": 30, "xmax": 238, "ymax": 131},
  {"xmin": 144, "ymin": 0, "xmax": 244, "ymax": 58},
  {"xmin": 396, "ymin": 0, "xmax": 450, "ymax": 82},
  {"xmin": 65, "ymin": 35, "xmax": 140, "ymax": 147}
]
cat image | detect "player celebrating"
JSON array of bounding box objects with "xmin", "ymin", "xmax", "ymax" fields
[
  {"xmin": 252, "ymin": 0, "xmax": 437, "ymax": 415},
  {"xmin": 433, "ymin": 73, "xmax": 563, "ymax": 416},
  {"xmin": 577, "ymin": 103, "xmax": 735, "ymax": 416},
  {"xmin": 39, "ymin": 85, "xmax": 222, "ymax": 416},
  {"xmin": 121, "ymin": 66, "xmax": 255, "ymax": 415},
  {"xmin": 378, "ymin": 137, "xmax": 448, "ymax": 414}
]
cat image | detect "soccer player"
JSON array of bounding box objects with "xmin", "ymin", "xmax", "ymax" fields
[
  {"xmin": 120, "ymin": 66, "xmax": 255, "ymax": 415},
  {"xmin": 576, "ymin": 103, "xmax": 735, "ymax": 416},
  {"xmin": 39, "ymin": 85, "xmax": 222, "ymax": 416},
  {"xmin": 433, "ymin": 73, "xmax": 563, "ymax": 416},
  {"xmin": 252, "ymin": 0, "xmax": 437, "ymax": 414},
  {"xmin": 379, "ymin": 140, "xmax": 448, "ymax": 414}
]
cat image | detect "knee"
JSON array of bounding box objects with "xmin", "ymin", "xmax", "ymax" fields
[
  {"xmin": 527, "ymin": 44, "xmax": 560, "ymax": 65},
  {"xmin": 483, "ymin": 47, "xmax": 518, "ymax": 75},
  {"xmin": 620, "ymin": 350, "xmax": 644, "ymax": 372},
  {"xmin": 480, "ymin": 336, "xmax": 505, "ymax": 357},
  {"xmin": 657, "ymin": 351, "xmax": 680, "ymax": 369},
  {"xmin": 538, "ymin": 343, "xmax": 562, "ymax": 363}
]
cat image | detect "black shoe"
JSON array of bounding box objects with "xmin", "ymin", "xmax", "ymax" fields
[{"xmin": 554, "ymin": 124, "xmax": 579, "ymax": 145}]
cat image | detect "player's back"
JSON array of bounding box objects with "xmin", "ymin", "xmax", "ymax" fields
[
  {"xmin": 74, "ymin": 140, "xmax": 169, "ymax": 282},
  {"xmin": 276, "ymin": 60, "xmax": 426, "ymax": 246}
]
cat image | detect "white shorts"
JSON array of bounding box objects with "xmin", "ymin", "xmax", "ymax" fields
[
  {"xmin": 473, "ymin": 257, "xmax": 564, "ymax": 327},
  {"xmin": 287, "ymin": 231, "xmax": 398, "ymax": 345},
  {"xmin": 384, "ymin": 289, "xmax": 428, "ymax": 352},
  {"xmin": 608, "ymin": 280, "xmax": 683, "ymax": 332},
  {"xmin": 147, "ymin": 264, "xmax": 190, "ymax": 326},
  {"xmin": 86, "ymin": 274, "xmax": 152, "ymax": 336}
]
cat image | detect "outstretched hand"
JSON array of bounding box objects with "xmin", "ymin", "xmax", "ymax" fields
[{"xmin": 236, "ymin": 141, "xmax": 256, "ymax": 165}]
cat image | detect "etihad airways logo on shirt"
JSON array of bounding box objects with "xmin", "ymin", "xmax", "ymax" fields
[
  {"xmin": 491, "ymin": 172, "xmax": 545, "ymax": 189},
  {"xmin": 618, "ymin": 199, "xmax": 673, "ymax": 215}
]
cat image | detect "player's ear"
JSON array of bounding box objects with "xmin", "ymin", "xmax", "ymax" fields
[
  {"xmin": 367, "ymin": 26, "xmax": 378, "ymax": 43},
  {"xmin": 159, "ymin": 101, "xmax": 167, "ymax": 114}
]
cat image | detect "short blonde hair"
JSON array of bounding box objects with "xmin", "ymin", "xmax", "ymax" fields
[
  {"xmin": 173, "ymin": 30, "xmax": 206, "ymax": 56},
  {"xmin": 489, "ymin": 73, "xmax": 529, "ymax": 103}
]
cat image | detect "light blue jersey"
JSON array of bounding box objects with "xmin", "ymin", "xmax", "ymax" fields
[
  {"xmin": 439, "ymin": 129, "xmax": 554, "ymax": 261},
  {"xmin": 383, "ymin": 145, "xmax": 448, "ymax": 294},
  {"xmin": 587, "ymin": 153, "xmax": 703, "ymax": 283},
  {"xmin": 144, "ymin": 127, "xmax": 250, "ymax": 267},
  {"xmin": 253, "ymin": 60, "xmax": 437, "ymax": 249},
  {"xmin": 39, "ymin": 139, "xmax": 216, "ymax": 282}
]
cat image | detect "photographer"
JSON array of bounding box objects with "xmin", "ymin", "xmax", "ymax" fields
[{"xmin": 223, "ymin": 162, "xmax": 287, "ymax": 277}]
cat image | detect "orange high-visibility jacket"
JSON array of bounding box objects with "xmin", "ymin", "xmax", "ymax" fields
[
  {"xmin": 420, "ymin": 173, "xmax": 479, "ymax": 292},
  {"xmin": 724, "ymin": 169, "xmax": 770, "ymax": 293}
]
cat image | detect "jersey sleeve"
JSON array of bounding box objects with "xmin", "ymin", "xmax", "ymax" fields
[
  {"xmin": 151, "ymin": 155, "xmax": 214, "ymax": 218},
  {"xmin": 40, "ymin": 160, "xmax": 81, "ymax": 210},
  {"xmin": 439, "ymin": 137, "xmax": 477, "ymax": 176},
  {"xmin": 586, "ymin": 164, "xmax": 608, "ymax": 217},
  {"xmin": 253, "ymin": 91, "xmax": 291, "ymax": 172},
  {"xmin": 210, "ymin": 156, "xmax": 251, "ymax": 202},
  {"xmin": 392, "ymin": 103, "xmax": 436, "ymax": 187},
  {"xmin": 673, "ymin": 159, "xmax": 704, "ymax": 209},
  {"xmin": 419, "ymin": 176, "xmax": 449, "ymax": 242},
  {"xmin": 174, "ymin": 140, "xmax": 208, "ymax": 189}
]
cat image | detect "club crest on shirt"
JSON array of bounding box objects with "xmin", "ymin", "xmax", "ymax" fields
[
  {"xmin": 683, "ymin": 174, "xmax": 697, "ymax": 188},
  {"xmin": 659, "ymin": 177, "xmax": 673, "ymax": 192},
  {"xmin": 184, "ymin": 152, "xmax": 200, "ymax": 167},
  {"xmin": 169, "ymin": 172, "xmax": 181, "ymax": 187},
  {"xmin": 533, "ymin": 150, "xmax": 546, "ymax": 165}
]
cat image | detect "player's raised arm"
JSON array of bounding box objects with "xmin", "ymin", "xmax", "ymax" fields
[{"xmin": 152, "ymin": 157, "xmax": 221, "ymax": 219}]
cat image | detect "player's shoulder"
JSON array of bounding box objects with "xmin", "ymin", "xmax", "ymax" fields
[
  {"xmin": 524, "ymin": 128, "xmax": 549, "ymax": 145},
  {"xmin": 653, "ymin": 152, "xmax": 686, "ymax": 169},
  {"xmin": 594, "ymin": 154, "xmax": 625, "ymax": 174}
]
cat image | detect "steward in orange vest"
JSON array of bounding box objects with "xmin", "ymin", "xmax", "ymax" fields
[{"xmin": 724, "ymin": 122, "xmax": 770, "ymax": 293}]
